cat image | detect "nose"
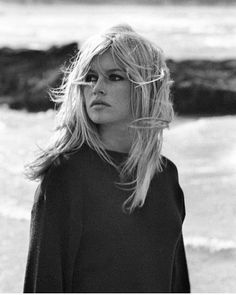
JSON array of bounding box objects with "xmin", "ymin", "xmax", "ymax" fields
[{"xmin": 92, "ymin": 77, "xmax": 106, "ymax": 95}]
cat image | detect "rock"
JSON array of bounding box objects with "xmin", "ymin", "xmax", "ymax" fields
[
  {"xmin": 167, "ymin": 59, "xmax": 236, "ymax": 115},
  {"xmin": 0, "ymin": 44, "xmax": 235, "ymax": 115},
  {"xmin": 0, "ymin": 43, "xmax": 78, "ymax": 111}
]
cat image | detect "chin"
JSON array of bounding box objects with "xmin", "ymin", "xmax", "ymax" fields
[{"xmin": 89, "ymin": 115, "xmax": 112, "ymax": 125}]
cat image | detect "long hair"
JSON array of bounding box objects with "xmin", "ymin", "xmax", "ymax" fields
[{"xmin": 26, "ymin": 24, "xmax": 174, "ymax": 214}]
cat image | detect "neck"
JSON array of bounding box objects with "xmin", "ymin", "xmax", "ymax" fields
[{"xmin": 98, "ymin": 123, "xmax": 134, "ymax": 153}]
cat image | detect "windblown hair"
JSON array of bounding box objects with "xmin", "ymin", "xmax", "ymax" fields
[{"xmin": 26, "ymin": 24, "xmax": 174, "ymax": 213}]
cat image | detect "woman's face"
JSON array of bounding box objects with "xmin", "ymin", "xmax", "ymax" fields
[{"xmin": 83, "ymin": 50, "xmax": 133, "ymax": 129}]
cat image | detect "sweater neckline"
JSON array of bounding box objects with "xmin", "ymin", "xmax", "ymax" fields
[
  {"xmin": 84, "ymin": 143, "xmax": 128, "ymax": 162},
  {"xmin": 105, "ymin": 149, "xmax": 129, "ymax": 164},
  {"xmin": 105, "ymin": 149, "xmax": 129, "ymax": 157}
]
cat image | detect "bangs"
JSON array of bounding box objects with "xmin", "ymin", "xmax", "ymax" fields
[
  {"xmin": 79, "ymin": 36, "xmax": 131, "ymax": 82},
  {"xmin": 76, "ymin": 36, "xmax": 113, "ymax": 82}
]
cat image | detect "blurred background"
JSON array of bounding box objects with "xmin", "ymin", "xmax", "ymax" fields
[{"xmin": 0, "ymin": 0, "xmax": 236, "ymax": 292}]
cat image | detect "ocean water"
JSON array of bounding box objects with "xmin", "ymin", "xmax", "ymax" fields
[
  {"xmin": 0, "ymin": 3, "xmax": 236, "ymax": 59},
  {"xmin": 0, "ymin": 106, "xmax": 236, "ymax": 292}
]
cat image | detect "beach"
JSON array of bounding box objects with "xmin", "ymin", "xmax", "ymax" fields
[{"xmin": 0, "ymin": 2, "xmax": 236, "ymax": 292}]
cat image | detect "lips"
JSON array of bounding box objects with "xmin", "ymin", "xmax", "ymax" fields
[{"xmin": 91, "ymin": 100, "xmax": 110, "ymax": 107}]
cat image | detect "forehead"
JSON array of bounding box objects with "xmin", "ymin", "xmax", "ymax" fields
[{"xmin": 90, "ymin": 49, "xmax": 123, "ymax": 72}]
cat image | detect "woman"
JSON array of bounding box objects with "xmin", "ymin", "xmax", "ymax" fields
[{"xmin": 24, "ymin": 24, "xmax": 190, "ymax": 293}]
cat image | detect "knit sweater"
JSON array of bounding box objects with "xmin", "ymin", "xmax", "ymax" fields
[{"xmin": 23, "ymin": 144, "xmax": 190, "ymax": 293}]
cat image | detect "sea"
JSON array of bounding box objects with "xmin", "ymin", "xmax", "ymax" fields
[
  {"xmin": 0, "ymin": 2, "xmax": 236, "ymax": 292},
  {"xmin": 0, "ymin": 2, "xmax": 236, "ymax": 59}
]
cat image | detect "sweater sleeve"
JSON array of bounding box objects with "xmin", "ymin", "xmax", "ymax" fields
[
  {"xmin": 171, "ymin": 233, "xmax": 191, "ymax": 293},
  {"xmin": 23, "ymin": 163, "xmax": 83, "ymax": 292},
  {"xmin": 171, "ymin": 164, "xmax": 191, "ymax": 293}
]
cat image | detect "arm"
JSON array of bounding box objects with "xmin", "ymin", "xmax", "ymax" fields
[
  {"xmin": 171, "ymin": 233, "xmax": 191, "ymax": 293},
  {"xmin": 166, "ymin": 161, "xmax": 190, "ymax": 293},
  {"xmin": 23, "ymin": 164, "xmax": 83, "ymax": 292},
  {"xmin": 23, "ymin": 181, "xmax": 63, "ymax": 292},
  {"xmin": 171, "ymin": 163, "xmax": 191, "ymax": 293}
]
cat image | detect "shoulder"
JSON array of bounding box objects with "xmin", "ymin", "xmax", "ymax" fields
[
  {"xmin": 40, "ymin": 144, "xmax": 92, "ymax": 197},
  {"xmin": 32, "ymin": 148, "xmax": 89, "ymax": 216},
  {"xmin": 159, "ymin": 156, "xmax": 186, "ymax": 219},
  {"xmin": 46, "ymin": 144, "xmax": 90, "ymax": 176},
  {"xmin": 52, "ymin": 143, "xmax": 91, "ymax": 169},
  {"xmin": 160, "ymin": 155, "xmax": 180, "ymax": 182}
]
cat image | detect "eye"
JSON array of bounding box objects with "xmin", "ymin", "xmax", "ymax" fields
[
  {"xmin": 85, "ymin": 74, "xmax": 98, "ymax": 83},
  {"xmin": 109, "ymin": 74, "xmax": 124, "ymax": 81}
]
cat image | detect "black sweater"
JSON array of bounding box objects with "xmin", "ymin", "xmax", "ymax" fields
[{"xmin": 24, "ymin": 144, "xmax": 190, "ymax": 293}]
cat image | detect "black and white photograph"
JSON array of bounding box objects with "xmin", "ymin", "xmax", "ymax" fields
[{"xmin": 0, "ymin": 0, "xmax": 236, "ymax": 293}]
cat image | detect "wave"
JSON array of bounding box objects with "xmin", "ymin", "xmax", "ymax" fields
[
  {"xmin": 170, "ymin": 115, "xmax": 236, "ymax": 133},
  {"xmin": 0, "ymin": 201, "xmax": 30, "ymax": 221},
  {"xmin": 184, "ymin": 236, "xmax": 236, "ymax": 253}
]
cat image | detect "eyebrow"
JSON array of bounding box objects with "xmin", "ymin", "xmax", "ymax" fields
[{"xmin": 88, "ymin": 68, "xmax": 124, "ymax": 74}]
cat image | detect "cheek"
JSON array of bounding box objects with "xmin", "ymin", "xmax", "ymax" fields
[
  {"xmin": 121, "ymin": 86, "xmax": 131, "ymax": 107},
  {"xmin": 116, "ymin": 83, "xmax": 131, "ymax": 101},
  {"xmin": 83, "ymin": 88, "xmax": 92, "ymax": 106},
  {"xmin": 116, "ymin": 94, "xmax": 132, "ymax": 117},
  {"xmin": 80, "ymin": 93, "xmax": 90, "ymax": 120}
]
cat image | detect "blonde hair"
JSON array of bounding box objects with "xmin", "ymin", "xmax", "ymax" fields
[{"xmin": 26, "ymin": 24, "xmax": 174, "ymax": 214}]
